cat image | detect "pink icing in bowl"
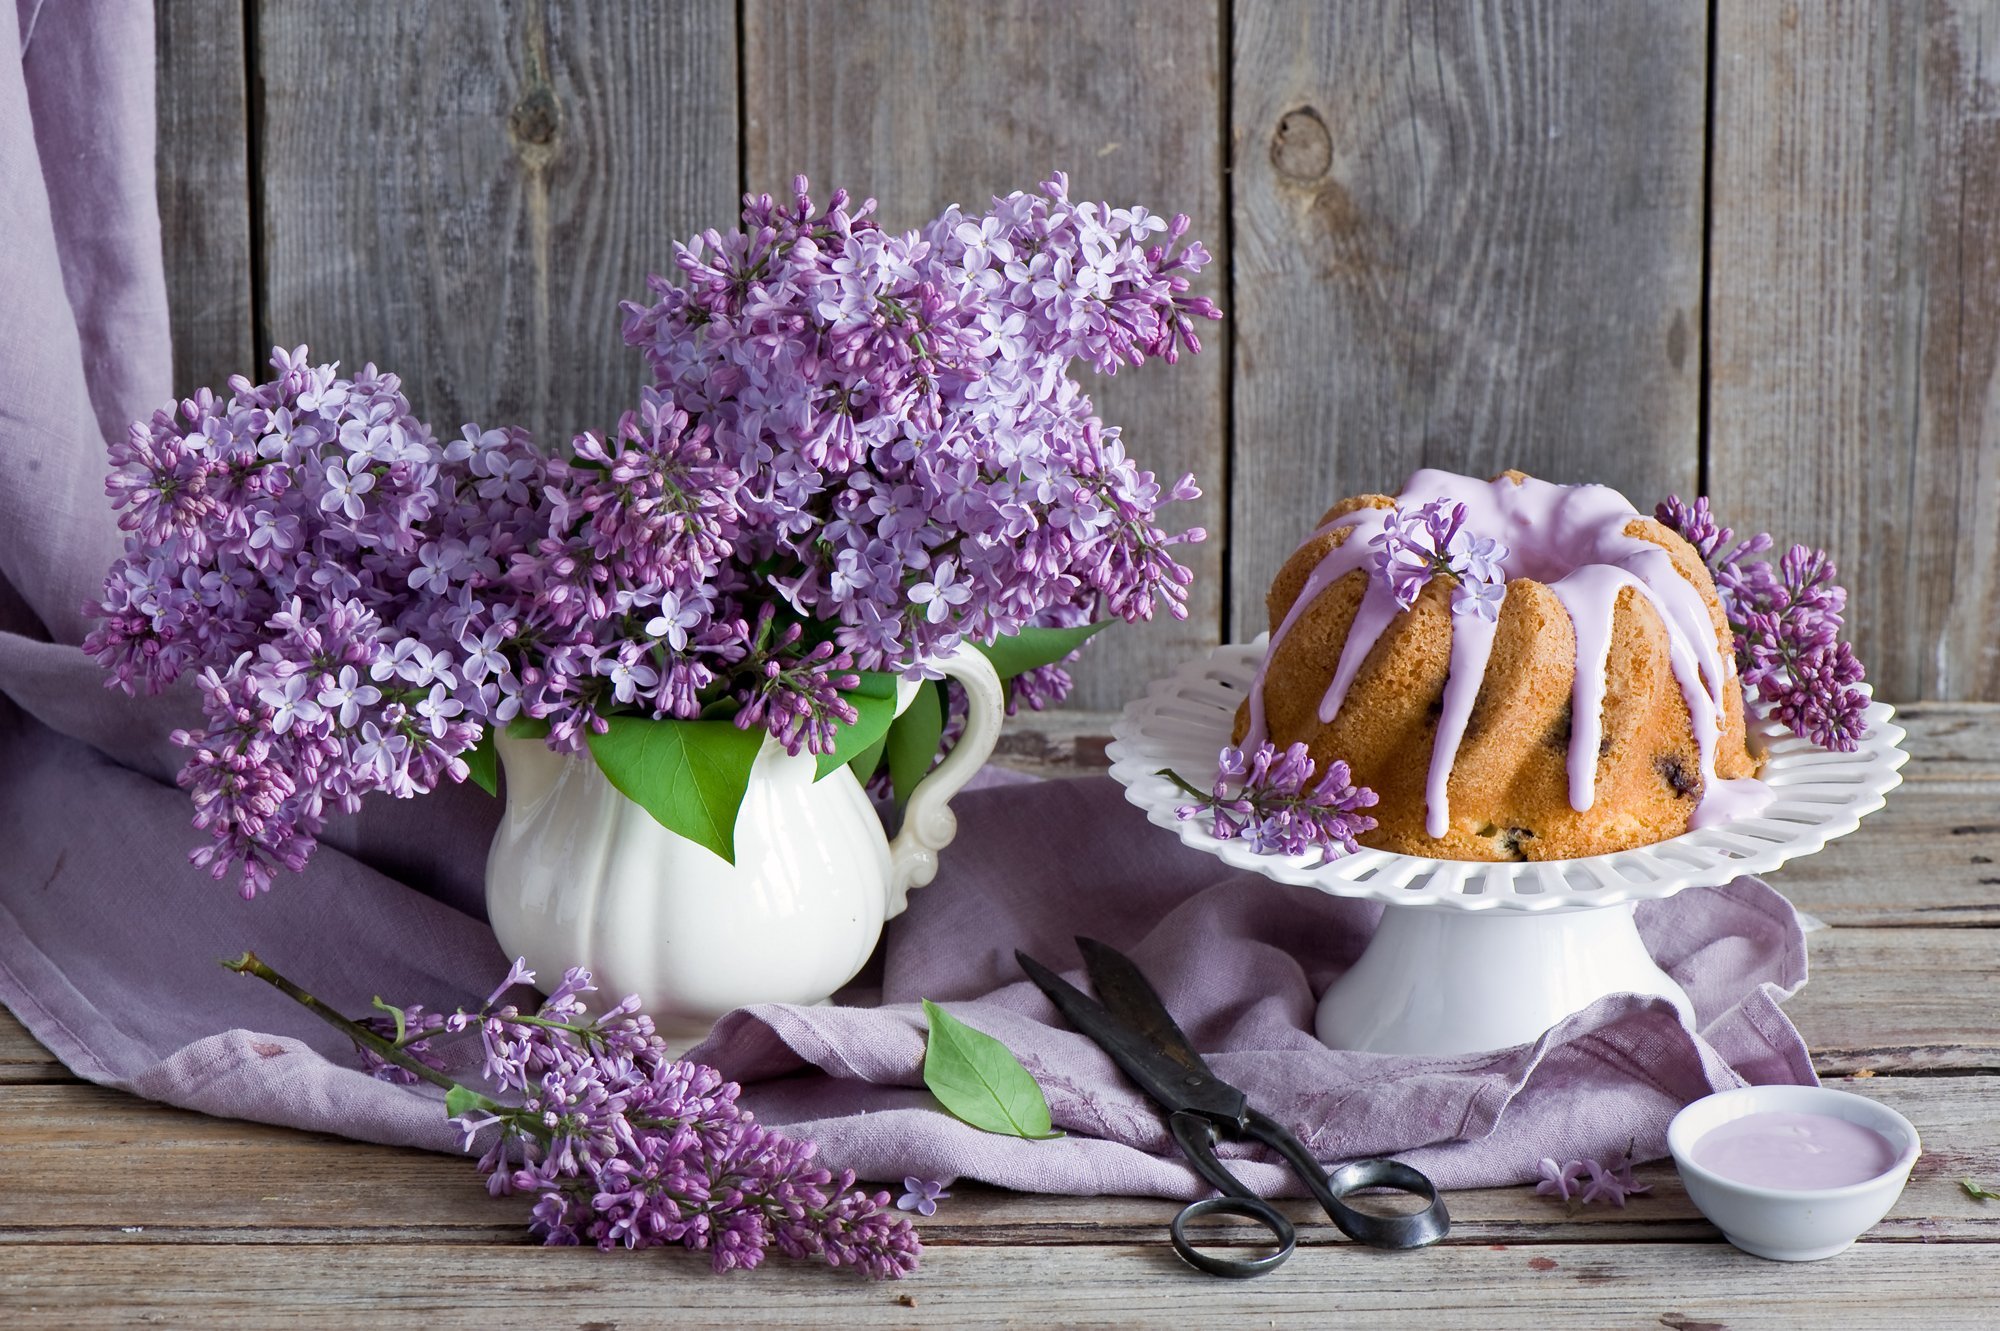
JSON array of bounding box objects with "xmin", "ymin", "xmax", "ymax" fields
[{"xmin": 1667, "ymin": 1084, "xmax": 1921, "ymax": 1262}]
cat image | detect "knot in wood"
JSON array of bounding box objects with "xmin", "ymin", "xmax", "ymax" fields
[
  {"xmin": 1271, "ymin": 106, "xmax": 1332, "ymax": 183},
  {"xmin": 508, "ymin": 85, "xmax": 562, "ymax": 149}
]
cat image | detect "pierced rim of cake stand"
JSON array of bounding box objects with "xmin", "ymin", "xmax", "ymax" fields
[
  {"xmin": 1106, "ymin": 637, "xmax": 1906, "ymax": 1054},
  {"xmin": 1105, "ymin": 637, "xmax": 1909, "ymax": 917},
  {"xmin": 1112, "ymin": 639, "xmax": 1904, "ymax": 1055}
]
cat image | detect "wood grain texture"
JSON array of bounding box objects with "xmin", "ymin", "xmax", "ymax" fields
[
  {"xmin": 3, "ymin": 1239, "xmax": 1996, "ymax": 1329},
  {"xmin": 1710, "ymin": 0, "xmax": 2000, "ymax": 702},
  {"xmin": 1, "ymin": 1074, "xmax": 1990, "ymax": 1246},
  {"xmin": 1229, "ymin": 2, "xmax": 1708, "ymax": 640},
  {"xmin": 255, "ymin": 0, "xmax": 737, "ymax": 447},
  {"xmin": 1749, "ymin": 703, "xmax": 2000, "ymax": 924},
  {"xmin": 153, "ymin": 0, "xmax": 255, "ymax": 397},
  {"xmin": 0, "ymin": 1010, "xmax": 67, "ymax": 1086},
  {"xmin": 1793, "ymin": 927, "xmax": 2000, "ymax": 1071},
  {"xmin": 742, "ymin": 0, "xmax": 1227, "ymax": 709}
]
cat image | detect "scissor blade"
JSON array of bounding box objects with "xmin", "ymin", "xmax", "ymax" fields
[
  {"xmin": 1075, "ymin": 937, "xmax": 1215, "ymax": 1079},
  {"xmin": 1015, "ymin": 948, "xmax": 1246, "ymax": 1124}
]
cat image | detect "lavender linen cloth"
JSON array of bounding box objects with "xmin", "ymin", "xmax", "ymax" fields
[
  {"xmin": 0, "ymin": 6, "xmax": 1816, "ymax": 1194},
  {"xmin": 684, "ymin": 776, "xmax": 1815, "ymax": 1196}
]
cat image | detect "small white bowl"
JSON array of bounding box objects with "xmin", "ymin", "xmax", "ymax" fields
[{"xmin": 1667, "ymin": 1084, "xmax": 1921, "ymax": 1261}]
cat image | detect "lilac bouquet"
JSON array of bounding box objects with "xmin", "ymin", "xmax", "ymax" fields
[
  {"xmin": 85, "ymin": 174, "xmax": 1219, "ymax": 892},
  {"xmin": 1656, "ymin": 496, "xmax": 1868, "ymax": 750}
]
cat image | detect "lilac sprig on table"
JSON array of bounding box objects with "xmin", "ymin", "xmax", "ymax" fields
[
  {"xmin": 1167, "ymin": 741, "xmax": 1379, "ymax": 861},
  {"xmin": 1655, "ymin": 496, "xmax": 1868, "ymax": 751},
  {"xmin": 1369, "ymin": 499, "xmax": 1510, "ymax": 622},
  {"xmin": 1534, "ymin": 1144, "xmax": 1652, "ymax": 1208},
  {"xmin": 225, "ymin": 952, "xmax": 921, "ymax": 1278}
]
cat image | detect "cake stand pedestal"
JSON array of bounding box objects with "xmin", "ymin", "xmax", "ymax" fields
[
  {"xmin": 1316, "ymin": 901, "xmax": 1689, "ymax": 1055},
  {"xmin": 1106, "ymin": 640, "xmax": 1909, "ymax": 1057}
]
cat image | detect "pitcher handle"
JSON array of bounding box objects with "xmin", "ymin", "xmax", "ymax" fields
[{"xmin": 886, "ymin": 646, "xmax": 1006, "ymax": 917}]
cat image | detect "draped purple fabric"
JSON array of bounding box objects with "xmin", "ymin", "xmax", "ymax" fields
[{"xmin": 0, "ymin": 10, "xmax": 1815, "ymax": 1196}]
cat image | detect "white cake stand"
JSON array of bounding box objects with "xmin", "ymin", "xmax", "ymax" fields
[{"xmin": 1104, "ymin": 639, "xmax": 1909, "ymax": 1056}]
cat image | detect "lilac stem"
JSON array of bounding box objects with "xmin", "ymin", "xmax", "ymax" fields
[{"xmin": 221, "ymin": 950, "xmax": 459, "ymax": 1093}]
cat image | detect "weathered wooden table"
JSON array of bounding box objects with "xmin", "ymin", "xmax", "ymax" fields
[{"xmin": 2, "ymin": 706, "xmax": 1995, "ymax": 1327}]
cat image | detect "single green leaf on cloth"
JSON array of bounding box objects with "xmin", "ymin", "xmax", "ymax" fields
[
  {"xmin": 1965, "ymin": 1178, "xmax": 2000, "ymax": 1202},
  {"xmin": 462, "ymin": 730, "xmax": 499, "ymax": 795},
  {"xmin": 920, "ymin": 998, "xmax": 1062, "ymax": 1139},
  {"xmin": 886, "ymin": 680, "xmax": 946, "ymax": 804},
  {"xmin": 584, "ymin": 715, "xmax": 765, "ymax": 864},
  {"xmin": 814, "ymin": 670, "xmax": 902, "ymax": 780},
  {"xmin": 973, "ymin": 621, "xmax": 1109, "ymax": 681},
  {"xmin": 444, "ymin": 1084, "xmax": 502, "ymax": 1119}
]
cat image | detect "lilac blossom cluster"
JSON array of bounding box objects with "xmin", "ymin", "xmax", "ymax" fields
[
  {"xmin": 1533, "ymin": 1147, "xmax": 1653, "ymax": 1208},
  {"xmin": 1173, "ymin": 741, "xmax": 1379, "ymax": 861},
  {"xmin": 81, "ymin": 351, "xmax": 546, "ymax": 895},
  {"xmin": 1369, "ymin": 500, "xmax": 1510, "ymax": 622},
  {"xmin": 1656, "ymin": 496, "xmax": 1868, "ymax": 751},
  {"xmin": 620, "ymin": 172, "xmax": 1218, "ymax": 673},
  {"xmin": 499, "ymin": 393, "xmax": 868, "ymax": 755},
  {"xmin": 338, "ymin": 958, "xmax": 921, "ymax": 1278}
]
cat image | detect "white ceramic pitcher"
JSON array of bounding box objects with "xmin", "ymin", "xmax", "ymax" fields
[{"xmin": 484, "ymin": 649, "xmax": 1005, "ymax": 1033}]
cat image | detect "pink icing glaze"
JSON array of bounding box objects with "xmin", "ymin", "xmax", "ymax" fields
[
  {"xmin": 1243, "ymin": 470, "xmax": 1774, "ymax": 843},
  {"xmin": 1693, "ymin": 1111, "xmax": 1901, "ymax": 1191}
]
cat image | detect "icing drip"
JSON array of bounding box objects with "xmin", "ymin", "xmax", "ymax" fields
[
  {"xmin": 1425, "ymin": 593, "xmax": 1500, "ymax": 839},
  {"xmin": 1245, "ymin": 469, "xmax": 1773, "ymax": 842}
]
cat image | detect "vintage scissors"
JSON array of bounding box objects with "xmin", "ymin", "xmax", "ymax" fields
[{"xmin": 1016, "ymin": 937, "xmax": 1450, "ymax": 1277}]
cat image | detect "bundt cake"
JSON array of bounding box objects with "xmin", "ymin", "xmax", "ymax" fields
[{"xmin": 1233, "ymin": 469, "xmax": 1770, "ymax": 861}]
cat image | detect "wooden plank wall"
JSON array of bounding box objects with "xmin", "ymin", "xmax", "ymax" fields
[{"xmin": 150, "ymin": 1, "xmax": 2000, "ymax": 708}]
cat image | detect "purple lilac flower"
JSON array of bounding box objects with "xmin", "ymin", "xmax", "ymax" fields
[
  {"xmin": 619, "ymin": 173, "xmax": 1218, "ymax": 675},
  {"xmin": 1655, "ymin": 496, "xmax": 1869, "ymax": 751},
  {"xmin": 1369, "ymin": 499, "xmax": 1510, "ymax": 620},
  {"xmin": 449, "ymin": 964, "xmax": 919, "ymax": 1277},
  {"xmin": 1173, "ymin": 741, "xmax": 1379, "ymax": 863},
  {"xmin": 896, "ymin": 1177, "xmax": 951, "ymax": 1217},
  {"xmin": 83, "ymin": 351, "xmax": 546, "ymax": 895},
  {"xmin": 1534, "ymin": 1156, "xmax": 1589, "ymax": 1202},
  {"xmin": 354, "ymin": 1002, "xmax": 449, "ymax": 1084},
  {"xmin": 477, "ymin": 969, "xmax": 919, "ymax": 1274},
  {"xmin": 236, "ymin": 953, "xmax": 920, "ymax": 1279},
  {"xmin": 1533, "ymin": 1143, "xmax": 1652, "ymax": 1208},
  {"xmin": 88, "ymin": 174, "xmax": 1220, "ymax": 895}
]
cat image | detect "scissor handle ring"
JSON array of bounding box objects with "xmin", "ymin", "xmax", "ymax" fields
[
  {"xmin": 1169, "ymin": 1196, "xmax": 1296, "ymax": 1278},
  {"xmin": 1322, "ymin": 1157, "xmax": 1451, "ymax": 1249}
]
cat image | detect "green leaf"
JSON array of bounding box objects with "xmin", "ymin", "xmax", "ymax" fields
[
  {"xmin": 973, "ymin": 622, "xmax": 1110, "ymax": 681},
  {"xmin": 505, "ymin": 716, "xmax": 551, "ymax": 740},
  {"xmin": 886, "ymin": 680, "xmax": 946, "ymax": 805},
  {"xmin": 814, "ymin": 671, "xmax": 902, "ymax": 780},
  {"xmin": 369, "ymin": 996, "xmax": 408, "ymax": 1045},
  {"xmin": 1965, "ymin": 1178, "xmax": 2000, "ymax": 1202},
  {"xmin": 444, "ymin": 1084, "xmax": 501, "ymax": 1120},
  {"xmin": 462, "ymin": 730, "xmax": 499, "ymax": 796},
  {"xmin": 920, "ymin": 999, "xmax": 1062, "ymax": 1139},
  {"xmin": 584, "ymin": 715, "xmax": 766, "ymax": 864},
  {"xmin": 847, "ymin": 730, "xmax": 890, "ymax": 786}
]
